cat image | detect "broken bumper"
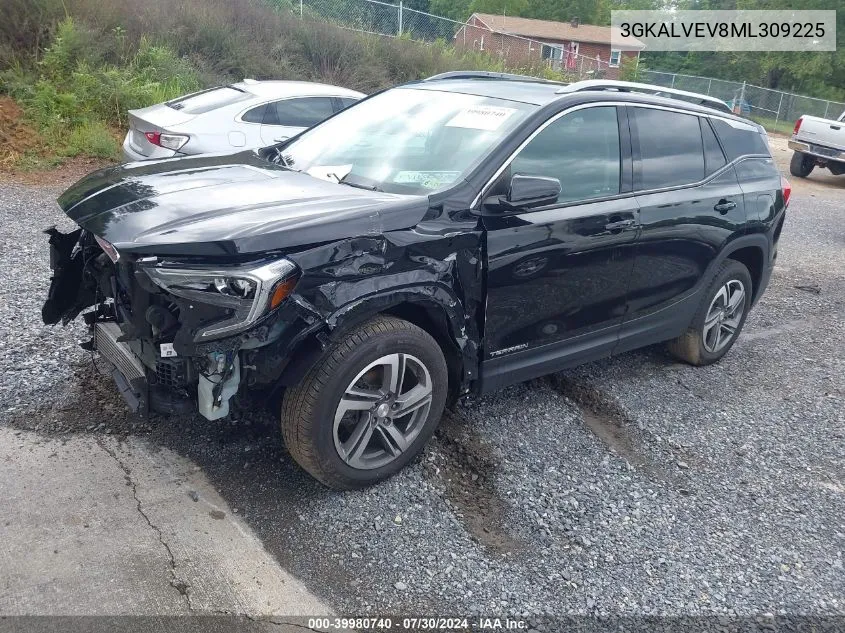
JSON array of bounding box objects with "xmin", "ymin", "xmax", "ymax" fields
[{"xmin": 93, "ymin": 321, "xmax": 149, "ymax": 415}]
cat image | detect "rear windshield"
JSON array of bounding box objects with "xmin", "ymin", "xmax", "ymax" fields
[{"xmin": 166, "ymin": 86, "xmax": 251, "ymax": 114}]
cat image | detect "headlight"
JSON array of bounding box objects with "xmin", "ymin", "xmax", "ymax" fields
[
  {"xmin": 94, "ymin": 234, "xmax": 120, "ymax": 263},
  {"xmin": 143, "ymin": 259, "xmax": 299, "ymax": 341}
]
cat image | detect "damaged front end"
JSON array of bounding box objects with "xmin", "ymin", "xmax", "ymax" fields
[{"xmin": 43, "ymin": 228, "xmax": 307, "ymax": 419}]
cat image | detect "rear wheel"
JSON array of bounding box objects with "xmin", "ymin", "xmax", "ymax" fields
[
  {"xmin": 281, "ymin": 315, "xmax": 448, "ymax": 489},
  {"xmin": 667, "ymin": 260, "xmax": 752, "ymax": 366},
  {"xmin": 789, "ymin": 151, "xmax": 814, "ymax": 178}
]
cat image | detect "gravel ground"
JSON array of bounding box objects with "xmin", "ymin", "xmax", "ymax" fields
[{"xmin": 1, "ymin": 175, "xmax": 843, "ymax": 622}]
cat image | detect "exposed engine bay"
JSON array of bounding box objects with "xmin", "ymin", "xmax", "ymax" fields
[{"xmin": 43, "ymin": 227, "xmax": 305, "ymax": 420}]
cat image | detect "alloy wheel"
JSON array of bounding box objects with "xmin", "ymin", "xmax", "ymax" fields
[
  {"xmin": 702, "ymin": 279, "xmax": 746, "ymax": 353},
  {"xmin": 333, "ymin": 353, "xmax": 433, "ymax": 470}
]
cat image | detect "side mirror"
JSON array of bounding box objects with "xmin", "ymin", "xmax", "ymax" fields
[{"xmin": 484, "ymin": 174, "xmax": 561, "ymax": 213}]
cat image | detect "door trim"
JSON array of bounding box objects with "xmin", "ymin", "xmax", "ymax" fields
[{"xmin": 478, "ymin": 323, "xmax": 619, "ymax": 393}]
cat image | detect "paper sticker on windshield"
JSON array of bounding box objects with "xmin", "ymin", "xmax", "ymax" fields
[
  {"xmin": 446, "ymin": 106, "xmax": 517, "ymax": 131},
  {"xmin": 393, "ymin": 171, "xmax": 460, "ymax": 189}
]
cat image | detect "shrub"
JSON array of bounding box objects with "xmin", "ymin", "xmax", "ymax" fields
[
  {"xmin": 1, "ymin": 0, "xmax": 570, "ymax": 166},
  {"xmin": 59, "ymin": 121, "xmax": 120, "ymax": 158},
  {"xmin": 3, "ymin": 16, "xmax": 198, "ymax": 164}
]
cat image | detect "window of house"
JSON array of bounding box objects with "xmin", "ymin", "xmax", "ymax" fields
[
  {"xmin": 631, "ymin": 107, "xmax": 705, "ymax": 190},
  {"xmin": 509, "ymin": 106, "xmax": 621, "ymax": 204},
  {"xmin": 609, "ymin": 49, "xmax": 621, "ymax": 67},
  {"xmin": 541, "ymin": 44, "xmax": 563, "ymax": 61}
]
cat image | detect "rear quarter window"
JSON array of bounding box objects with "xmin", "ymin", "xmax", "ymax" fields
[
  {"xmin": 701, "ymin": 118, "xmax": 727, "ymax": 175},
  {"xmin": 710, "ymin": 118, "xmax": 770, "ymax": 161},
  {"xmin": 337, "ymin": 97, "xmax": 360, "ymax": 110}
]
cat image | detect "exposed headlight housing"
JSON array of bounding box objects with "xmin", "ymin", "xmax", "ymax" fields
[
  {"xmin": 143, "ymin": 259, "xmax": 299, "ymax": 341},
  {"xmin": 94, "ymin": 234, "xmax": 120, "ymax": 263}
]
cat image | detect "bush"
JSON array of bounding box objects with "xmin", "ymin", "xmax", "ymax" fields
[
  {"xmin": 59, "ymin": 121, "xmax": 120, "ymax": 158},
  {"xmin": 0, "ymin": 0, "xmax": 567, "ymax": 166},
  {"xmin": 2, "ymin": 16, "xmax": 200, "ymax": 164}
]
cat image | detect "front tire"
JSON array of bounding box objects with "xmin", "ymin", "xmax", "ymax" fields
[
  {"xmin": 281, "ymin": 315, "xmax": 448, "ymax": 489},
  {"xmin": 667, "ymin": 260, "xmax": 752, "ymax": 366},
  {"xmin": 789, "ymin": 151, "xmax": 814, "ymax": 178}
]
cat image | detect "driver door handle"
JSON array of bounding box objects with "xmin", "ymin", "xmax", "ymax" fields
[
  {"xmin": 605, "ymin": 218, "xmax": 636, "ymax": 231},
  {"xmin": 714, "ymin": 199, "xmax": 737, "ymax": 214}
]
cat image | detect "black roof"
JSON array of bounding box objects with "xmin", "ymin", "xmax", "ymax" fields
[
  {"xmin": 408, "ymin": 73, "xmax": 761, "ymax": 128},
  {"xmin": 411, "ymin": 78, "xmax": 563, "ymax": 106}
]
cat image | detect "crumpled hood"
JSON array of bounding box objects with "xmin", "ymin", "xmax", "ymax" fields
[{"xmin": 58, "ymin": 152, "xmax": 428, "ymax": 256}]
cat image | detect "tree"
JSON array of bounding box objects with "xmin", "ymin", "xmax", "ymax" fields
[
  {"xmin": 468, "ymin": 0, "xmax": 530, "ymax": 17},
  {"xmin": 429, "ymin": 0, "xmax": 471, "ymax": 21}
]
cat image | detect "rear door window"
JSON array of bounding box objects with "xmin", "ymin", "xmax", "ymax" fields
[
  {"xmin": 336, "ymin": 97, "xmax": 360, "ymax": 111},
  {"xmin": 266, "ymin": 97, "xmax": 337, "ymax": 127},
  {"xmin": 632, "ymin": 108, "xmax": 705, "ymax": 190},
  {"xmin": 509, "ymin": 105, "xmax": 621, "ymax": 204}
]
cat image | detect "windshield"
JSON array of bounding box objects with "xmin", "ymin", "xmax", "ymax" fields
[{"xmin": 279, "ymin": 88, "xmax": 534, "ymax": 195}]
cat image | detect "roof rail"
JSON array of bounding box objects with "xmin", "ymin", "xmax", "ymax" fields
[
  {"xmin": 424, "ymin": 71, "xmax": 567, "ymax": 86},
  {"xmin": 557, "ymin": 80, "xmax": 731, "ymax": 113}
]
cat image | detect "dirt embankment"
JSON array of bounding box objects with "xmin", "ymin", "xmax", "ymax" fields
[
  {"xmin": 0, "ymin": 96, "xmax": 39, "ymax": 166},
  {"xmin": 0, "ymin": 96, "xmax": 115, "ymax": 187}
]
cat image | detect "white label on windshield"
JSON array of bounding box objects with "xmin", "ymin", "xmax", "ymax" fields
[
  {"xmin": 306, "ymin": 164, "xmax": 353, "ymax": 184},
  {"xmin": 393, "ymin": 171, "xmax": 461, "ymax": 189},
  {"xmin": 446, "ymin": 106, "xmax": 517, "ymax": 131}
]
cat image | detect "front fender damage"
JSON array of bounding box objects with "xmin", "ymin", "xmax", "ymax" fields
[
  {"xmin": 258, "ymin": 230, "xmax": 483, "ymax": 394},
  {"xmin": 42, "ymin": 225, "xmax": 483, "ymax": 418}
]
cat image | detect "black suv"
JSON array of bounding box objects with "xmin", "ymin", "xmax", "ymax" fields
[{"xmin": 43, "ymin": 73, "xmax": 789, "ymax": 489}]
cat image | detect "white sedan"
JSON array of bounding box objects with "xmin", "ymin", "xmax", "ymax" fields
[{"xmin": 122, "ymin": 80, "xmax": 365, "ymax": 161}]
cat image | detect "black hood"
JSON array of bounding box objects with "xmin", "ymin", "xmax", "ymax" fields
[{"xmin": 58, "ymin": 152, "xmax": 428, "ymax": 256}]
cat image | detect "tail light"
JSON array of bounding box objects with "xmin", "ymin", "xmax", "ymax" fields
[
  {"xmin": 781, "ymin": 176, "xmax": 791, "ymax": 206},
  {"xmin": 144, "ymin": 131, "xmax": 189, "ymax": 151},
  {"xmin": 792, "ymin": 117, "xmax": 803, "ymax": 135}
]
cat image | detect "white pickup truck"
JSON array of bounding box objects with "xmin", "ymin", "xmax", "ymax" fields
[{"xmin": 788, "ymin": 113, "xmax": 845, "ymax": 178}]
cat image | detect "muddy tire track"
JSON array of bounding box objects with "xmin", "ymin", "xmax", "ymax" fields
[
  {"xmin": 425, "ymin": 409, "xmax": 526, "ymax": 556},
  {"xmin": 546, "ymin": 375, "xmax": 691, "ymax": 491}
]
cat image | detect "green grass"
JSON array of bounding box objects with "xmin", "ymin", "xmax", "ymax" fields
[
  {"xmin": 747, "ymin": 114, "xmax": 795, "ymax": 136},
  {"xmin": 0, "ymin": 0, "xmax": 570, "ymax": 168},
  {"xmin": 1, "ymin": 15, "xmax": 201, "ymax": 165}
]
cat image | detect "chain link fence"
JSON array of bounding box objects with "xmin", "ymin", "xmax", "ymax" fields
[
  {"xmin": 297, "ymin": 0, "xmax": 612, "ymax": 80},
  {"xmin": 294, "ymin": 0, "xmax": 843, "ymax": 133},
  {"xmin": 640, "ymin": 70, "xmax": 845, "ymax": 134}
]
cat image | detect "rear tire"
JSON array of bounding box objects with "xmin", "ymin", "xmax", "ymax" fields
[
  {"xmin": 667, "ymin": 260, "xmax": 752, "ymax": 366},
  {"xmin": 281, "ymin": 315, "xmax": 448, "ymax": 489},
  {"xmin": 789, "ymin": 151, "xmax": 814, "ymax": 178}
]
